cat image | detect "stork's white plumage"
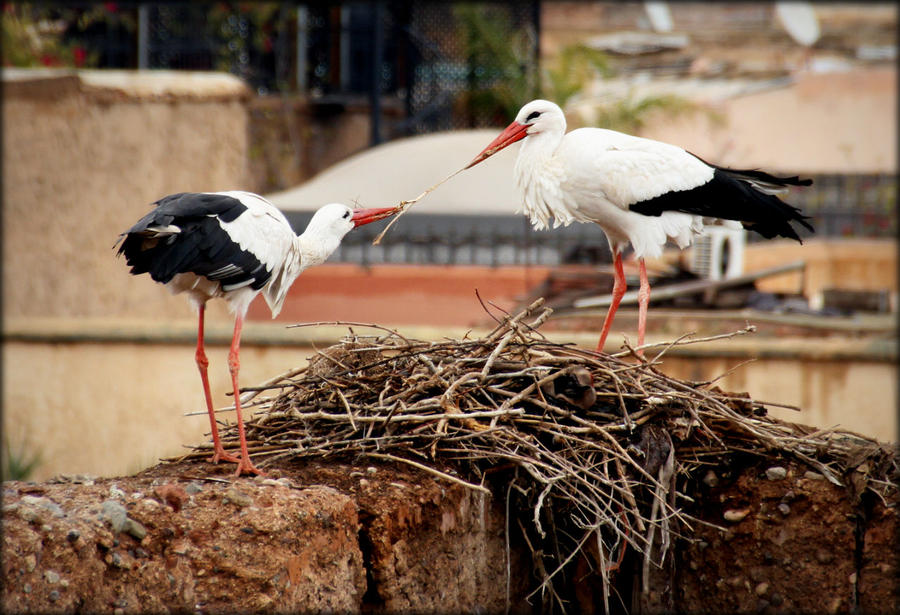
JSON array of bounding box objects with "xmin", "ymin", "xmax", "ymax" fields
[
  {"xmin": 466, "ymin": 99, "xmax": 813, "ymax": 353},
  {"xmin": 117, "ymin": 191, "xmax": 397, "ymax": 475}
]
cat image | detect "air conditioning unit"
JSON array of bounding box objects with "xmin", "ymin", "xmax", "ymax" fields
[{"xmin": 690, "ymin": 224, "xmax": 745, "ymax": 280}]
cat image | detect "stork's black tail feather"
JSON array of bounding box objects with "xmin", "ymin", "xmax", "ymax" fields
[
  {"xmin": 629, "ymin": 165, "xmax": 815, "ymax": 243},
  {"xmin": 713, "ymin": 165, "xmax": 813, "ymax": 189},
  {"xmin": 714, "ymin": 167, "xmax": 815, "ymax": 241}
]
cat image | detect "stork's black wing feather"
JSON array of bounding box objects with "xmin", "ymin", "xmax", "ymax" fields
[
  {"xmin": 121, "ymin": 192, "xmax": 249, "ymax": 237},
  {"xmin": 117, "ymin": 192, "xmax": 271, "ymax": 291},
  {"xmin": 689, "ymin": 153, "xmax": 813, "ymax": 188}
]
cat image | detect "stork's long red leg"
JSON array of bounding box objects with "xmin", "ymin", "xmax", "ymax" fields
[
  {"xmin": 596, "ymin": 251, "xmax": 626, "ymax": 352},
  {"xmin": 636, "ymin": 258, "xmax": 650, "ymax": 355},
  {"xmin": 227, "ymin": 315, "xmax": 265, "ymax": 476},
  {"xmin": 195, "ymin": 303, "xmax": 240, "ymax": 464}
]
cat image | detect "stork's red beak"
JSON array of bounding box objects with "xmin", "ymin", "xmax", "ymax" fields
[
  {"xmin": 351, "ymin": 206, "xmax": 399, "ymax": 227},
  {"xmin": 465, "ymin": 121, "xmax": 529, "ymax": 169}
]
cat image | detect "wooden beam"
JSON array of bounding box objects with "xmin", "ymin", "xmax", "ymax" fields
[{"xmin": 572, "ymin": 260, "xmax": 807, "ymax": 309}]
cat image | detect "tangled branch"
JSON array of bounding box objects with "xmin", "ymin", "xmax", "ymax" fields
[{"xmin": 170, "ymin": 299, "xmax": 898, "ymax": 612}]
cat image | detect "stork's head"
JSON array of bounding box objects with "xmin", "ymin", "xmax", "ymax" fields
[
  {"xmin": 307, "ymin": 203, "xmax": 397, "ymax": 236},
  {"xmin": 300, "ymin": 203, "xmax": 398, "ymax": 265},
  {"xmin": 466, "ymin": 99, "xmax": 566, "ymax": 169}
]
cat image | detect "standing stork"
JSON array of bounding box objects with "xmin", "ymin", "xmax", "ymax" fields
[
  {"xmin": 117, "ymin": 191, "xmax": 397, "ymax": 475},
  {"xmin": 465, "ymin": 99, "xmax": 813, "ymax": 353}
]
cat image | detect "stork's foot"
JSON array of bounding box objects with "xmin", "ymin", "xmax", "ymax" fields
[
  {"xmin": 210, "ymin": 447, "xmax": 242, "ymax": 465},
  {"xmin": 232, "ymin": 455, "xmax": 266, "ymax": 477}
]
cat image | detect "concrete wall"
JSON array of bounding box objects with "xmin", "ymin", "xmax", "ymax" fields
[
  {"xmin": 2, "ymin": 69, "xmax": 250, "ymax": 323},
  {"xmin": 2, "ymin": 337, "xmax": 289, "ymax": 480},
  {"xmin": 676, "ymin": 237, "xmax": 898, "ymax": 312},
  {"xmin": 739, "ymin": 238, "xmax": 898, "ymax": 307},
  {"xmin": 247, "ymin": 96, "xmax": 404, "ymax": 194},
  {"xmin": 635, "ymin": 68, "xmax": 897, "ymax": 175}
]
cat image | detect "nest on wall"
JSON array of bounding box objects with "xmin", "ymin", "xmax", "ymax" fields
[{"xmin": 174, "ymin": 298, "xmax": 898, "ymax": 612}]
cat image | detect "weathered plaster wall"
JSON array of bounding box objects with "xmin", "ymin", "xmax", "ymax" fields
[{"xmin": 2, "ymin": 69, "xmax": 250, "ymax": 322}]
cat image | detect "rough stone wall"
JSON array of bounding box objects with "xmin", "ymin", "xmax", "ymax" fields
[
  {"xmin": 1, "ymin": 461, "xmax": 532, "ymax": 614},
  {"xmin": 2, "ymin": 458, "xmax": 895, "ymax": 614},
  {"xmin": 2, "ymin": 70, "xmax": 250, "ymax": 322}
]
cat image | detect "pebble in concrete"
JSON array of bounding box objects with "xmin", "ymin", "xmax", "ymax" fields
[
  {"xmin": 21, "ymin": 495, "xmax": 65, "ymax": 519},
  {"xmin": 723, "ymin": 508, "xmax": 750, "ymax": 522},
  {"xmin": 765, "ymin": 466, "xmax": 788, "ymax": 481},
  {"xmin": 101, "ymin": 500, "xmax": 128, "ymax": 533},
  {"xmin": 224, "ymin": 487, "xmax": 253, "ymax": 508},
  {"xmin": 100, "ymin": 499, "xmax": 146, "ymax": 539},
  {"xmin": 124, "ymin": 518, "xmax": 147, "ymax": 540}
]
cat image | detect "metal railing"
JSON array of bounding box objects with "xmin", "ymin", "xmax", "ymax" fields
[
  {"xmin": 49, "ymin": 1, "xmax": 540, "ymax": 138},
  {"xmin": 286, "ymin": 173, "xmax": 896, "ymax": 267},
  {"xmin": 785, "ymin": 174, "xmax": 897, "ymax": 239}
]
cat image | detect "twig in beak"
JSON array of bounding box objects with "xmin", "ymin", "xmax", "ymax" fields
[{"xmin": 372, "ymin": 166, "xmax": 466, "ymax": 245}]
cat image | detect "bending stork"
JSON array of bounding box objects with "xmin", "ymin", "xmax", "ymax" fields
[{"xmin": 117, "ymin": 191, "xmax": 396, "ymax": 475}]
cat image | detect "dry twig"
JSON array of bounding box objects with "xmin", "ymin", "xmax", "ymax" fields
[{"xmin": 170, "ymin": 304, "xmax": 898, "ymax": 613}]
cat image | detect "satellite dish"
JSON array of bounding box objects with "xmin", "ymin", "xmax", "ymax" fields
[
  {"xmin": 644, "ymin": 2, "xmax": 674, "ymax": 33},
  {"xmin": 775, "ymin": 2, "xmax": 821, "ymax": 47}
]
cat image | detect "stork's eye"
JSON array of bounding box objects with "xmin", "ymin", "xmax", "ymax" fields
[
  {"xmin": 526, "ymin": 111, "xmax": 541, "ymax": 122},
  {"xmin": 342, "ymin": 210, "xmax": 351, "ymax": 219}
]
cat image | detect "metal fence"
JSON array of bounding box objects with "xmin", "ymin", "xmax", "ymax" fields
[
  {"xmin": 52, "ymin": 1, "xmax": 540, "ymax": 137},
  {"xmin": 285, "ymin": 173, "xmax": 897, "ymax": 266},
  {"xmin": 786, "ymin": 174, "xmax": 897, "ymax": 239}
]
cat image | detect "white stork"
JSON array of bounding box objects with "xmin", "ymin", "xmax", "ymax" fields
[
  {"xmin": 117, "ymin": 191, "xmax": 397, "ymax": 476},
  {"xmin": 465, "ymin": 99, "xmax": 813, "ymax": 353}
]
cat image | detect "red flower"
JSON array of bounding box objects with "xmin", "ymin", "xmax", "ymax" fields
[
  {"xmin": 73, "ymin": 46, "xmax": 87, "ymax": 67},
  {"xmin": 40, "ymin": 54, "xmax": 60, "ymax": 67},
  {"xmin": 104, "ymin": 2, "xmax": 117, "ymax": 12}
]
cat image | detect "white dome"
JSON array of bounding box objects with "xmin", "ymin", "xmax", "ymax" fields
[{"xmin": 266, "ymin": 129, "xmax": 521, "ymax": 216}]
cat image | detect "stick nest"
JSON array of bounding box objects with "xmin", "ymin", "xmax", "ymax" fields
[{"xmin": 179, "ymin": 299, "xmax": 898, "ymax": 610}]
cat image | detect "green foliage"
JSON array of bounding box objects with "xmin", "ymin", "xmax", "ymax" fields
[
  {"xmin": 452, "ymin": 4, "xmax": 696, "ymax": 133},
  {"xmin": 542, "ymin": 43, "xmax": 611, "ymax": 107},
  {"xmin": 453, "ymin": 3, "xmax": 538, "ymax": 125},
  {"xmin": 208, "ymin": 3, "xmax": 287, "ymax": 88},
  {"xmin": 2, "ymin": 436, "xmax": 42, "ymax": 482},
  {"xmin": 585, "ymin": 93, "xmax": 711, "ymax": 134},
  {"xmin": 0, "ymin": 3, "xmax": 115, "ymax": 68}
]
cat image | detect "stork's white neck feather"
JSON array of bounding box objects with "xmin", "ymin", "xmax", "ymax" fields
[
  {"xmin": 297, "ymin": 228, "xmax": 341, "ymax": 269},
  {"xmin": 513, "ymin": 118, "xmax": 579, "ymax": 231},
  {"xmin": 261, "ymin": 227, "xmax": 342, "ymax": 318},
  {"xmin": 262, "ymin": 203, "xmax": 360, "ymax": 317}
]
